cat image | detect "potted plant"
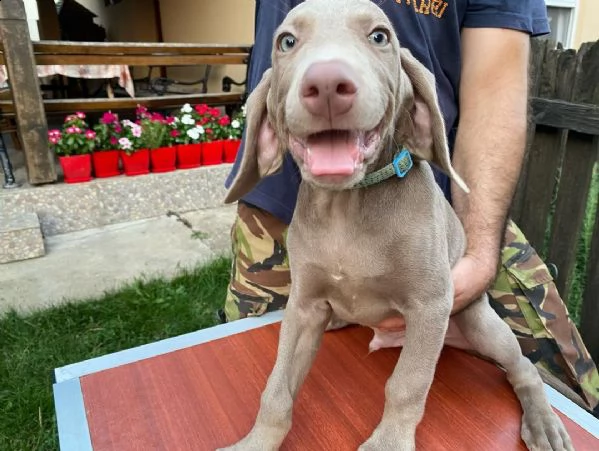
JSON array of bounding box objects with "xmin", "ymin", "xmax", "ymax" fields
[
  {"xmin": 48, "ymin": 112, "xmax": 95, "ymax": 183},
  {"xmin": 92, "ymin": 111, "xmax": 122, "ymax": 178},
  {"xmin": 222, "ymin": 106, "xmax": 245, "ymax": 163},
  {"xmin": 173, "ymin": 103, "xmax": 204, "ymax": 169},
  {"xmin": 202, "ymin": 106, "xmax": 225, "ymax": 165},
  {"xmin": 137, "ymin": 107, "xmax": 175, "ymax": 173},
  {"xmin": 118, "ymin": 118, "xmax": 149, "ymax": 176}
]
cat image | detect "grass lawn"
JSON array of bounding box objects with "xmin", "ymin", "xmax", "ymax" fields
[{"xmin": 0, "ymin": 257, "xmax": 231, "ymax": 451}]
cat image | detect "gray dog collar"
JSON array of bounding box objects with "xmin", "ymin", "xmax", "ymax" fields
[{"xmin": 352, "ymin": 148, "xmax": 413, "ymax": 189}]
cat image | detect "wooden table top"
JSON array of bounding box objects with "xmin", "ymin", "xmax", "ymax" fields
[{"xmin": 79, "ymin": 323, "xmax": 598, "ymax": 450}]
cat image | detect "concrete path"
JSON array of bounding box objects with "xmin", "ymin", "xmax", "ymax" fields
[{"xmin": 0, "ymin": 205, "xmax": 237, "ymax": 314}]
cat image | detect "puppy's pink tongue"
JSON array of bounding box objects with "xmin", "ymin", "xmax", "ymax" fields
[{"xmin": 306, "ymin": 132, "xmax": 358, "ymax": 176}]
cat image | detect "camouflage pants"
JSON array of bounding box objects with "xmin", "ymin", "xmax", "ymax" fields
[{"xmin": 223, "ymin": 201, "xmax": 599, "ymax": 416}]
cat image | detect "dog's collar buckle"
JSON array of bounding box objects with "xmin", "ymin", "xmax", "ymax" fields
[
  {"xmin": 353, "ymin": 148, "xmax": 413, "ymax": 189},
  {"xmin": 392, "ymin": 149, "xmax": 413, "ymax": 178}
]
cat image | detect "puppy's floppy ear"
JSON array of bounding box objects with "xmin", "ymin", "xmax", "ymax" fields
[
  {"xmin": 397, "ymin": 48, "xmax": 469, "ymax": 193},
  {"xmin": 224, "ymin": 69, "xmax": 283, "ymax": 203}
]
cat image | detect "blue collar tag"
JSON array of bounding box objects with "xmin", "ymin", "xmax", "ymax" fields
[{"xmin": 392, "ymin": 148, "xmax": 413, "ymax": 178}]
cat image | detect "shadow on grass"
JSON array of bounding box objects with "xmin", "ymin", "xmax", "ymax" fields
[{"xmin": 0, "ymin": 256, "xmax": 231, "ymax": 451}]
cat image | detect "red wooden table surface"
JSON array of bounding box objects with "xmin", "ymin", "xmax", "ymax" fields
[{"xmin": 80, "ymin": 323, "xmax": 598, "ymax": 450}]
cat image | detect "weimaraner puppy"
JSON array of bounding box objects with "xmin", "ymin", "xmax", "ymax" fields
[{"xmin": 219, "ymin": 0, "xmax": 574, "ymax": 449}]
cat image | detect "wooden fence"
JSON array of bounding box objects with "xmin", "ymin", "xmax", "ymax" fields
[{"xmin": 511, "ymin": 39, "xmax": 599, "ymax": 362}]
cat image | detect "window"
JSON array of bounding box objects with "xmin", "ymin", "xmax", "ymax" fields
[{"xmin": 545, "ymin": 0, "xmax": 578, "ymax": 48}]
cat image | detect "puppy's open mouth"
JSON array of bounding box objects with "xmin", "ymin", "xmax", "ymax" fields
[{"xmin": 290, "ymin": 130, "xmax": 380, "ymax": 177}]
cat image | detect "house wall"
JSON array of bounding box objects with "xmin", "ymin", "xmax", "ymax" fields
[
  {"xmin": 573, "ymin": 0, "xmax": 599, "ymax": 48},
  {"xmin": 158, "ymin": 0, "xmax": 255, "ymax": 92}
]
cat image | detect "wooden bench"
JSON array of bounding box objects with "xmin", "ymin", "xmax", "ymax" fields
[{"xmin": 0, "ymin": 41, "xmax": 251, "ymax": 116}]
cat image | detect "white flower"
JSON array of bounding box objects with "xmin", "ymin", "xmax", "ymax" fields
[
  {"xmin": 241, "ymin": 104, "xmax": 247, "ymax": 117},
  {"xmin": 118, "ymin": 137, "xmax": 132, "ymax": 150},
  {"xmin": 186, "ymin": 129, "xmax": 199, "ymax": 141},
  {"xmin": 131, "ymin": 125, "xmax": 142, "ymax": 138},
  {"xmin": 181, "ymin": 103, "xmax": 193, "ymax": 114},
  {"xmin": 231, "ymin": 119, "xmax": 241, "ymax": 129},
  {"xmin": 181, "ymin": 114, "xmax": 195, "ymax": 125},
  {"xmin": 195, "ymin": 125, "xmax": 205, "ymax": 135},
  {"xmin": 122, "ymin": 119, "xmax": 135, "ymax": 128}
]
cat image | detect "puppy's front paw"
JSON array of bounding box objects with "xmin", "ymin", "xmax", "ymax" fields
[
  {"xmin": 358, "ymin": 425, "xmax": 416, "ymax": 451},
  {"xmin": 520, "ymin": 409, "xmax": 574, "ymax": 451},
  {"xmin": 217, "ymin": 427, "xmax": 284, "ymax": 451}
]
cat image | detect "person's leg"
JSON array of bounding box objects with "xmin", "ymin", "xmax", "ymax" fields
[
  {"xmin": 222, "ymin": 201, "xmax": 291, "ymax": 322},
  {"xmin": 489, "ymin": 219, "xmax": 599, "ymax": 417}
]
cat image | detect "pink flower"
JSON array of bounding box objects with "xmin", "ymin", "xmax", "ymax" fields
[
  {"xmin": 151, "ymin": 112, "xmax": 165, "ymax": 122},
  {"xmin": 219, "ymin": 116, "xmax": 231, "ymax": 126},
  {"xmin": 49, "ymin": 137, "xmax": 59, "ymax": 145},
  {"xmin": 74, "ymin": 127, "xmax": 82, "ymax": 134},
  {"xmin": 170, "ymin": 130, "xmax": 180, "ymax": 138},
  {"xmin": 48, "ymin": 129, "xmax": 61, "ymax": 138},
  {"xmin": 109, "ymin": 136, "xmax": 118, "ymax": 146},
  {"xmin": 85, "ymin": 130, "xmax": 96, "ymax": 140},
  {"xmin": 101, "ymin": 111, "xmax": 118, "ymax": 124},
  {"xmin": 76, "ymin": 112, "xmax": 86, "ymax": 119},
  {"xmin": 136, "ymin": 104, "xmax": 149, "ymax": 118},
  {"xmin": 165, "ymin": 116, "xmax": 175, "ymax": 125},
  {"xmin": 205, "ymin": 128, "xmax": 213, "ymax": 135},
  {"xmin": 114, "ymin": 124, "xmax": 122, "ymax": 133},
  {"xmin": 132, "ymin": 125, "xmax": 142, "ymax": 138},
  {"xmin": 66, "ymin": 127, "xmax": 76, "ymax": 134}
]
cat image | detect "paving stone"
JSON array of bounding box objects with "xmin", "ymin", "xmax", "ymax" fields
[{"xmin": 0, "ymin": 212, "xmax": 45, "ymax": 264}]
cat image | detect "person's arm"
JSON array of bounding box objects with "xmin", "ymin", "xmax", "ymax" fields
[{"xmin": 450, "ymin": 27, "xmax": 530, "ymax": 310}]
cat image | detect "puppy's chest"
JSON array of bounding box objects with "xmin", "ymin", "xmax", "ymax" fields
[{"xmin": 290, "ymin": 222, "xmax": 397, "ymax": 295}]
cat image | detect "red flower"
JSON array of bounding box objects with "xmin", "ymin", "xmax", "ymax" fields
[
  {"xmin": 205, "ymin": 128, "xmax": 213, "ymax": 135},
  {"xmin": 151, "ymin": 112, "xmax": 165, "ymax": 122},
  {"xmin": 195, "ymin": 104, "xmax": 209, "ymax": 115},
  {"xmin": 199, "ymin": 117, "xmax": 209, "ymax": 125},
  {"xmin": 170, "ymin": 130, "xmax": 180, "ymax": 137},
  {"xmin": 165, "ymin": 116, "xmax": 176, "ymax": 125},
  {"xmin": 218, "ymin": 116, "xmax": 231, "ymax": 126},
  {"xmin": 209, "ymin": 108, "xmax": 220, "ymax": 117}
]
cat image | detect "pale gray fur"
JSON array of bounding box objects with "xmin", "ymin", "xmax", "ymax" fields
[{"xmin": 218, "ymin": 0, "xmax": 574, "ymax": 449}]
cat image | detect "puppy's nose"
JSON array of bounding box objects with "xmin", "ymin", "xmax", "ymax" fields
[{"xmin": 300, "ymin": 61, "xmax": 357, "ymax": 118}]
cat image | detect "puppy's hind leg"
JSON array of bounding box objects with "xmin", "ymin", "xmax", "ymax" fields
[{"xmin": 453, "ymin": 294, "xmax": 574, "ymax": 451}]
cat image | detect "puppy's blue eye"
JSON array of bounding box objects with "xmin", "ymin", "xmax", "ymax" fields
[
  {"xmin": 368, "ymin": 30, "xmax": 389, "ymax": 46},
  {"xmin": 278, "ymin": 33, "xmax": 297, "ymax": 52}
]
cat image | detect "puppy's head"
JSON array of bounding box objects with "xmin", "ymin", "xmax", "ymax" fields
[{"xmin": 225, "ymin": 0, "xmax": 468, "ymax": 203}]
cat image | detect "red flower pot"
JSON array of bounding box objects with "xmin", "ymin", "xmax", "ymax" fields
[
  {"xmin": 121, "ymin": 149, "xmax": 150, "ymax": 176},
  {"xmin": 59, "ymin": 154, "xmax": 92, "ymax": 184},
  {"xmin": 202, "ymin": 140, "xmax": 224, "ymax": 166},
  {"xmin": 150, "ymin": 146, "xmax": 177, "ymax": 173},
  {"xmin": 176, "ymin": 143, "xmax": 203, "ymax": 169},
  {"xmin": 92, "ymin": 150, "xmax": 121, "ymax": 178},
  {"xmin": 223, "ymin": 139, "xmax": 241, "ymax": 163}
]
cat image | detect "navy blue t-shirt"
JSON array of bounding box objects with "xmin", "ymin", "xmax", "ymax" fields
[{"xmin": 226, "ymin": 0, "xmax": 550, "ymax": 225}]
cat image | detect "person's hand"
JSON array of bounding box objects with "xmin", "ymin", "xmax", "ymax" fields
[
  {"xmin": 451, "ymin": 252, "xmax": 498, "ymax": 312},
  {"xmin": 373, "ymin": 252, "xmax": 497, "ymax": 332}
]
